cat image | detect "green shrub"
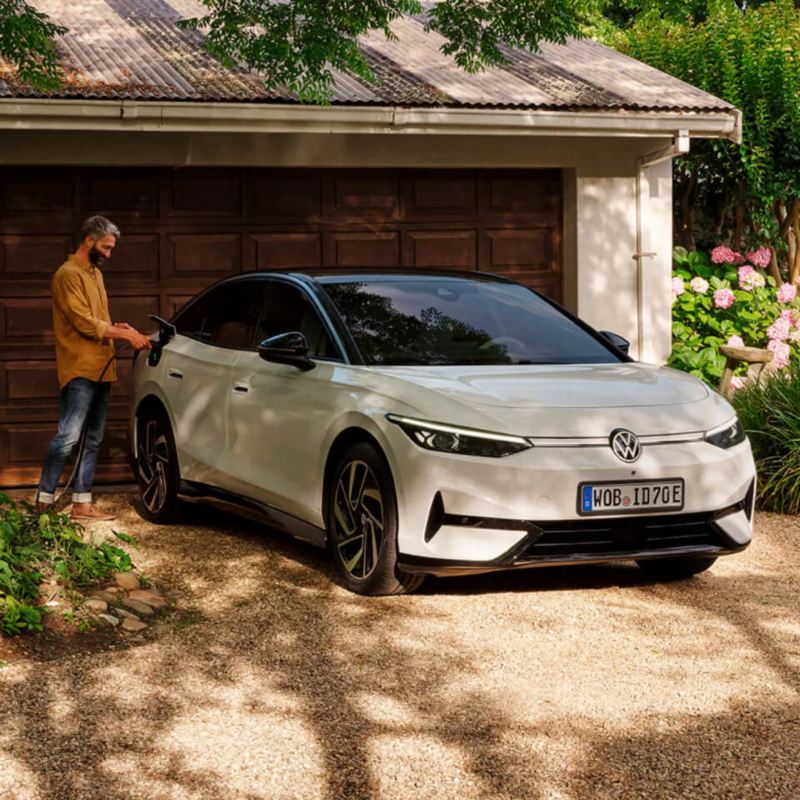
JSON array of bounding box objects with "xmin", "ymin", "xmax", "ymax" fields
[
  {"xmin": 0, "ymin": 494, "xmax": 136, "ymax": 636},
  {"xmin": 733, "ymin": 362, "xmax": 800, "ymax": 514},
  {"xmin": 671, "ymin": 246, "xmax": 800, "ymax": 386}
]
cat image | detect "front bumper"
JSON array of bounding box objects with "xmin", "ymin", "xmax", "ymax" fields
[
  {"xmin": 398, "ymin": 492, "xmax": 753, "ymax": 576},
  {"xmin": 386, "ymin": 423, "xmax": 757, "ymax": 571}
]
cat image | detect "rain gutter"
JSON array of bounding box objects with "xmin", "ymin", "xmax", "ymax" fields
[{"xmin": 0, "ymin": 99, "xmax": 742, "ymax": 140}]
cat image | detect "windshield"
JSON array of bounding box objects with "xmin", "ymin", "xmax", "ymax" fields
[{"xmin": 322, "ymin": 278, "xmax": 622, "ymax": 366}]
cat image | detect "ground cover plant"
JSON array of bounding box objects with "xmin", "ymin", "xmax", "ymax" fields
[
  {"xmin": 733, "ymin": 360, "xmax": 800, "ymax": 513},
  {"xmin": 0, "ymin": 493, "xmax": 135, "ymax": 636}
]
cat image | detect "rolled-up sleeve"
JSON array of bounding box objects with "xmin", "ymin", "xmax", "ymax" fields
[{"xmin": 53, "ymin": 270, "xmax": 108, "ymax": 341}]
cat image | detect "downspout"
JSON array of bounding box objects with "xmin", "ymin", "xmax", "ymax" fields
[{"xmin": 634, "ymin": 129, "xmax": 690, "ymax": 360}]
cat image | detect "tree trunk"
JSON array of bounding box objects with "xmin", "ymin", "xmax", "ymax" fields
[
  {"xmin": 733, "ymin": 202, "xmax": 745, "ymax": 251},
  {"xmin": 791, "ymin": 199, "xmax": 800, "ymax": 284},
  {"xmin": 768, "ymin": 246, "xmax": 783, "ymax": 285}
]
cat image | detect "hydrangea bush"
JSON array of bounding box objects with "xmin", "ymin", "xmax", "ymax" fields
[{"xmin": 670, "ymin": 245, "xmax": 800, "ymax": 386}]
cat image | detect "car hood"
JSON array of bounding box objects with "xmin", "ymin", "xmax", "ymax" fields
[
  {"xmin": 378, "ymin": 363, "xmax": 707, "ymax": 408},
  {"xmin": 364, "ymin": 363, "xmax": 732, "ymax": 437}
]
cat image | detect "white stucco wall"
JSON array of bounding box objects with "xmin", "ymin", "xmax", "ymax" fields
[{"xmin": 0, "ymin": 129, "xmax": 675, "ymax": 361}]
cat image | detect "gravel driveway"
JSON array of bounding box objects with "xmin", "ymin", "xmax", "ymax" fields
[{"xmin": 1, "ymin": 494, "xmax": 798, "ymax": 800}]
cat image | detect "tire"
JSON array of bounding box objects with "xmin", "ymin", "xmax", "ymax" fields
[
  {"xmin": 326, "ymin": 442, "xmax": 424, "ymax": 596},
  {"xmin": 636, "ymin": 555, "xmax": 717, "ymax": 580},
  {"xmin": 135, "ymin": 406, "xmax": 182, "ymax": 524}
]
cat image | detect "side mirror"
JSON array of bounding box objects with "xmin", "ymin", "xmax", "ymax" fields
[
  {"xmin": 599, "ymin": 330, "xmax": 630, "ymax": 355},
  {"xmin": 258, "ymin": 331, "xmax": 316, "ymax": 371}
]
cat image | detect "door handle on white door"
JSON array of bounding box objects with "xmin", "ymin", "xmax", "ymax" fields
[{"xmin": 233, "ymin": 384, "xmax": 249, "ymax": 394}]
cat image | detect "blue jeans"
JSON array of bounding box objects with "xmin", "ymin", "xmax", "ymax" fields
[{"xmin": 37, "ymin": 378, "xmax": 111, "ymax": 504}]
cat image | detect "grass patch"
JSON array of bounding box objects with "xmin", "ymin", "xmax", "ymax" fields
[
  {"xmin": 733, "ymin": 361, "xmax": 800, "ymax": 514},
  {"xmin": 0, "ymin": 493, "xmax": 136, "ymax": 636}
]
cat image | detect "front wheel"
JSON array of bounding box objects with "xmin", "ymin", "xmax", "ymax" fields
[
  {"xmin": 636, "ymin": 555, "xmax": 717, "ymax": 580},
  {"xmin": 135, "ymin": 407, "xmax": 182, "ymax": 523},
  {"xmin": 326, "ymin": 442, "xmax": 424, "ymax": 596}
]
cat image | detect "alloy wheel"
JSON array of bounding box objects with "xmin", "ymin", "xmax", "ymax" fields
[
  {"xmin": 332, "ymin": 459, "xmax": 385, "ymax": 580},
  {"xmin": 138, "ymin": 419, "xmax": 170, "ymax": 514}
]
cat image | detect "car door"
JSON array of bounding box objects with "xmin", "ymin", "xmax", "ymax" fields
[
  {"xmin": 166, "ymin": 278, "xmax": 263, "ymax": 489},
  {"xmin": 225, "ymin": 278, "xmax": 345, "ymax": 524}
]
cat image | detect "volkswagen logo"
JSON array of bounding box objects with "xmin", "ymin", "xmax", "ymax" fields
[{"xmin": 610, "ymin": 429, "xmax": 641, "ymax": 463}]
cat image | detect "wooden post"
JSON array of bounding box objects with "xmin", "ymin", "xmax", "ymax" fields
[{"xmin": 718, "ymin": 345, "xmax": 774, "ymax": 398}]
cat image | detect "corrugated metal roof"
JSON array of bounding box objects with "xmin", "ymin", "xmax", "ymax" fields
[{"xmin": 0, "ymin": 0, "xmax": 734, "ymax": 112}]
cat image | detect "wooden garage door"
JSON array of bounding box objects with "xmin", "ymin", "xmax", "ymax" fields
[{"xmin": 0, "ymin": 166, "xmax": 561, "ymax": 487}]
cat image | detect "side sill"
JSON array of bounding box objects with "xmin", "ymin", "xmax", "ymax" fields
[{"xmin": 178, "ymin": 480, "xmax": 327, "ymax": 548}]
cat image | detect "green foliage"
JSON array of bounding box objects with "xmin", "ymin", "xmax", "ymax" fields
[
  {"xmin": 612, "ymin": 1, "xmax": 800, "ymax": 267},
  {"xmin": 733, "ymin": 360, "xmax": 800, "ymax": 513},
  {"xmin": 0, "ymin": 494, "xmax": 135, "ymax": 637},
  {"xmin": 0, "ymin": 0, "xmax": 65, "ymax": 90},
  {"xmin": 669, "ymin": 245, "xmax": 800, "ymax": 385},
  {"xmin": 179, "ymin": 0, "xmax": 590, "ymax": 103}
]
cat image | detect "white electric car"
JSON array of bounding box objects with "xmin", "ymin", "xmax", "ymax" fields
[{"xmin": 131, "ymin": 271, "xmax": 756, "ymax": 595}]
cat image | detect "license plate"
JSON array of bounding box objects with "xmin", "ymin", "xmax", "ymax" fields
[{"xmin": 578, "ymin": 479, "xmax": 684, "ymax": 515}]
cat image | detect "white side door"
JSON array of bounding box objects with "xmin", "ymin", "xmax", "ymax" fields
[
  {"xmin": 224, "ymin": 279, "xmax": 346, "ymax": 524},
  {"xmin": 167, "ymin": 278, "xmax": 264, "ymax": 489}
]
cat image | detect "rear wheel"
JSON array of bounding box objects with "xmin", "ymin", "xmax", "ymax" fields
[
  {"xmin": 136, "ymin": 407, "xmax": 181, "ymax": 523},
  {"xmin": 636, "ymin": 555, "xmax": 717, "ymax": 580},
  {"xmin": 327, "ymin": 442, "xmax": 424, "ymax": 595}
]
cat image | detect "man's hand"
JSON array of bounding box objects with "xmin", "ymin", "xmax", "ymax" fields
[
  {"xmin": 106, "ymin": 323, "xmax": 153, "ymax": 349},
  {"xmin": 126, "ymin": 329, "xmax": 153, "ymax": 350}
]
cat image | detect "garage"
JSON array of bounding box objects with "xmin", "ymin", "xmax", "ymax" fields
[{"xmin": 0, "ymin": 165, "xmax": 562, "ymax": 486}]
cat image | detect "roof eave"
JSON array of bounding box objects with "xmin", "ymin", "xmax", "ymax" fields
[{"xmin": 0, "ymin": 98, "xmax": 742, "ymax": 142}]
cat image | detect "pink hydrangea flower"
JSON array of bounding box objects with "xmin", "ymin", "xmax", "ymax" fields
[
  {"xmin": 777, "ymin": 283, "xmax": 797, "ymax": 303},
  {"xmin": 738, "ymin": 265, "xmax": 765, "ymax": 291},
  {"xmin": 726, "ymin": 335, "xmax": 745, "ymax": 348},
  {"xmin": 790, "ymin": 329, "xmax": 800, "ymax": 344},
  {"xmin": 713, "ymin": 288, "xmax": 735, "ymax": 309},
  {"xmin": 767, "ymin": 317, "xmax": 791, "ymax": 341},
  {"xmin": 768, "ymin": 339, "xmax": 791, "ymax": 369},
  {"xmin": 733, "ymin": 251, "xmax": 746, "ymax": 265},
  {"xmin": 711, "ymin": 245, "xmax": 737, "ymax": 264},
  {"xmin": 780, "ymin": 309, "xmax": 794, "ymax": 321},
  {"xmin": 671, "ymin": 276, "xmax": 685, "ymax": 297},
  {"xmin": 689, "ymin": 276, "xmax": 709, "ymax": 294},
  {"xmin": 746, "ymin": 247, "xmax": 771, "ymax": 268}
]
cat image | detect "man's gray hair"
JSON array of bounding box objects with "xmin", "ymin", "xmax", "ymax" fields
[{"xmin": 79, "ymin": 215, "xmax": 121, "ymax": 242}]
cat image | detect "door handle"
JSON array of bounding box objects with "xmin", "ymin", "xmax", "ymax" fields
[
  {"xmin": 168, "ymin": 369, "xmax": 183, "ymax": 380},
  {"xmin": 233, "ymin": 384, "xmax": 249, "ymax": 394}
]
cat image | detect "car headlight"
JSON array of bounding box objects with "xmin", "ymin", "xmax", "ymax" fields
[
  {"xmin": 705, "ymin": 418, "xmax": 746, "ymax": 449},
  {"xmin": 386, "ymin": 414, "xmax": 532, "ymax": 458}
]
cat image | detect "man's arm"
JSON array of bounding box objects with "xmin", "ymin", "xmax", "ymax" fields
[{"xmin": 54, "ymin": 270, "xmax": 152, "ymax": 349}]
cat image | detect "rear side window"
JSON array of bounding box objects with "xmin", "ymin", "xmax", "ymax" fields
[{"xmin": 175, "ymin": 280, "xmax": 263, "ymax": 350}]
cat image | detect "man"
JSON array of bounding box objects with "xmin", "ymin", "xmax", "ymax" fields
[{"xmin": 36, "ymin": 215, "xmax": 152, "ymax": 520}]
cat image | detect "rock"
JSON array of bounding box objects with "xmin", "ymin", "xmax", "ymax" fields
[
  {"xmin": 104, "ymin": 587, "xmax": 120, "ymax": 595},
  {"xmin": 84, "ymin": 598, "xmax": 108, "ymax": 613},
  {"xmin": 116, "ymin": 608, "xmax": 141, "ymax": 621},
  {"xmin": 99, "ymin": 613, "xmax": 120, "ymax": 627},
  {"xmin": 128, "ymin": 589, "xmax": 167, "ymax": 608},
  {"xmin": 114, "ymin": 573, "xmax": 140, "ymax": 591},
  {"xmin": 90, "ymin": 590, "xmax": 118, "ymax": 603},
  {"xmin": 38, "ymin": 582, "xmax": 60, "ymax": 601},
  {"xmin": 121, "ymin": 598, "xmax": 154, "ymax": 616},
  {"xmin": 122, "ymin": 618, "xmax": 147, "ymax": 632}
]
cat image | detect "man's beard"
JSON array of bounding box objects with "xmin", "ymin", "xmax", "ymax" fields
[{"xmin": 89, "ymin": 246, "xmax": 105, "ymax": 267}]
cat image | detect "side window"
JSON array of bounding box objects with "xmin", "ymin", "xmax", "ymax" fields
[
  {"xmin": 175, "ymin": 281, "xmax": 263, "ymax": 350},
  {"xmin": 257, "ymin": 282, "xmax": 340, "ymax": 359}
]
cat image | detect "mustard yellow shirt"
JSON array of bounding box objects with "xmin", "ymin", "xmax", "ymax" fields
[{"xmin": 52, "ymin": 255, "xmax": 117, "ymax": 389}]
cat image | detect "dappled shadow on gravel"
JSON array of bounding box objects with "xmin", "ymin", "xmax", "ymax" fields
[{"xmin": 1, "ymin": 499, "xmax": 798, "ymax": 800}]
